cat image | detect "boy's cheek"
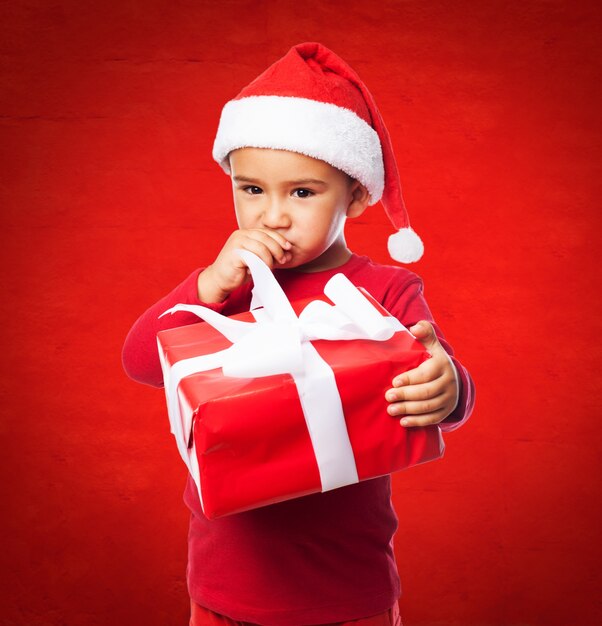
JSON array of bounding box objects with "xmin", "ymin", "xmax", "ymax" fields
[{"xmin": 233, "ymin": 210, "xmax": 250, "ymax": 226}]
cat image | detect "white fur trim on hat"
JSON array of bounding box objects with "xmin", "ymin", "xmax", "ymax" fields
[
  {"xmin": 212, "ymin": 95, "xmax": 385, "ymax": 205},
  {"xmin": 387, "ymin": 227, "xmax": 424, "ymax": 263}
]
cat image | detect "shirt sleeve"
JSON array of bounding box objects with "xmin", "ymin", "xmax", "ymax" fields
[
  {"xmin": 121, "ymin": 267, "xmax": 228, "ymax": 389},
  {"xmin": 383, "ymin": 274, "xmax": 476, "ymax": 433}
]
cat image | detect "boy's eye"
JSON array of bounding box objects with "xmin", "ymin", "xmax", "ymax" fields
[
  {"xmin": 243, "ymin": 185, "xmax": 263, "ymax": 195},
  {"xmin": 292, "ymin": 188, "xmax": 314, "ymax": 198}
]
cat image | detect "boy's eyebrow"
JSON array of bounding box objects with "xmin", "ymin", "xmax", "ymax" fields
[{"xmin": 233, "ymin": 175, "xmax": 328, "ymax": 186}]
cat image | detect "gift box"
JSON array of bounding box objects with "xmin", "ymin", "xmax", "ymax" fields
[{"xmin": 157, "ymin": 250, "xmax": 445, "ymax": 519}]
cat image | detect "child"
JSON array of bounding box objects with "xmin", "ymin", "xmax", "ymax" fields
[{"xmin": 122, "ymin": 42, "xmax": 475, "ymax": 626}]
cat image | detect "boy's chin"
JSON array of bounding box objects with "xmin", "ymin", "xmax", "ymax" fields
[{"xmin": 275, "ymin": 257, "xmax": 299, "ymax": 270}]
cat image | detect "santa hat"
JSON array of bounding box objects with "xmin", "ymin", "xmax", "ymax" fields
[{"xmin": 212, "ymin": 42, "xmax": 424, "ymax": 263}]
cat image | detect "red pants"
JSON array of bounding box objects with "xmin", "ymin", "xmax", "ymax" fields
[{"xmin": 189, "ymin": 600, "xmax": 403, "ymax": 626}]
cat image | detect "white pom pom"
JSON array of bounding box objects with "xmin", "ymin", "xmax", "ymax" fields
[{"xmin": 387, "ymin": 227, "xmax": 424, "ymax": 263}]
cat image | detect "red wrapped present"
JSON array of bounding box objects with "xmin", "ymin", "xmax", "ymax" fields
[{"xmin": 157, "ymin": 250, "xmax": 444, "ymax": 519}]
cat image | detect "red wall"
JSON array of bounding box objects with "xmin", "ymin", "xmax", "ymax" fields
[{"xmin": 2, "ymin": 2, "xmax": 600, "ymax": 624}]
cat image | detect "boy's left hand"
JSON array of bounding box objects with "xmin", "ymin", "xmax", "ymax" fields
[{"xmin": 385, "ymin": 320, "xmax": 459, "ymax": 428}]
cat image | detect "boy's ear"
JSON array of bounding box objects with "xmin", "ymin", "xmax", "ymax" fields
[{"xmin": 346, "ymin": 180, "xmax": 371, "ymax": 218}]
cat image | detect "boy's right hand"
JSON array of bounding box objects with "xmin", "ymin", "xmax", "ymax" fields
[{"xmin": 197, "ymin": 228, "xmax": 292, "ymax": 303}]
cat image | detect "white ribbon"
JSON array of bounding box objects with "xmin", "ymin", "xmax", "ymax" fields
[{"xmin": 157, "ymin": 249, "xmax": 407, "ymax": 507}]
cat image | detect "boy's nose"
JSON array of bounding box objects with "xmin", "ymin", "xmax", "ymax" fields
[{"xmin": 261, "ymin": 199, "xmax": 291, "ymax": 229}]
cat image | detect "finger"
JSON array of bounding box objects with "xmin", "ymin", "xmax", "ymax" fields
[
  {"xmin": 399, "ymin": 409, "xmax": 448, "ymax": 428},
  {"xmin": 408, "ymin": 320, "xmax": 444, "ymax": 354},
  {"xmin": 392, "ymin": 358, "xmax": 444, "ymax": 387},
  {"xmin": 245, "ymin": 230, "xmax": 292, "ymax": 264},
  {"xmin": 249, "ymin": 228, "xmax": 292, "ymax": 255},
  {"xmin": 387, "ymin": 394, "xmax": 448, "ymax": 417},
  {"xmin": 385, "ymin": 379, "xmax": 446, "ymax": 404},
  {"xmin": 238, "ymin": 238, "xmax": 282, "ymax": 269}
]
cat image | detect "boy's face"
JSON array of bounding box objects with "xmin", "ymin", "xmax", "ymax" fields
[{"xmin": 228, "ymin": 147, "xmax": 367, "ymax": 272}]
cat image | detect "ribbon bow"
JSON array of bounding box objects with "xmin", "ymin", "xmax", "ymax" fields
[{"xmin": 157, "ymin": 249, "xmax": 406, "ymax": 500}]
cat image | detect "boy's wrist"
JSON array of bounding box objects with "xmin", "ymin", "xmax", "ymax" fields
[{"xmin": 197, "ymin": 266, "xmax": 229, "ymax": 304}]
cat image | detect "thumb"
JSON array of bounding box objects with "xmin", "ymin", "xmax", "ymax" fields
[{"xmin": 409, "ymin": 320, "xmax": 440, "ymax": 353}]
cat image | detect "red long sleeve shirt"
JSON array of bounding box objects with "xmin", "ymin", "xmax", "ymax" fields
[{"xmin": 122, "ymin": 253, "xmax": 475, "ymax": 626}]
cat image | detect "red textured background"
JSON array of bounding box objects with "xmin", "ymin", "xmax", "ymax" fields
[{"xmin": 1, "ymin": 2, "xmax": 600, "ymax": 625}]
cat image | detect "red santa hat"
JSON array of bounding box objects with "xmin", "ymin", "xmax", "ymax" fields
[{"xmin": 212, "ymin": 42, "xmax": 424, "ymax": 263}]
